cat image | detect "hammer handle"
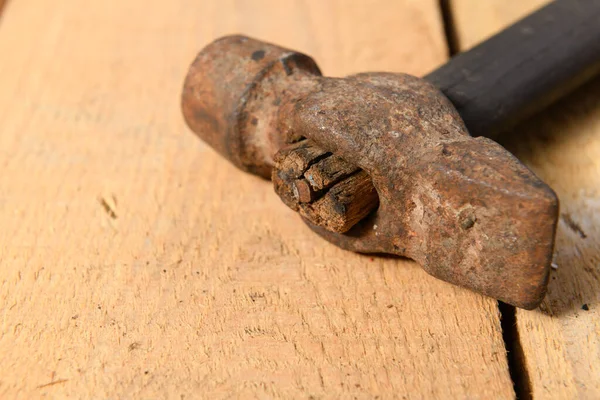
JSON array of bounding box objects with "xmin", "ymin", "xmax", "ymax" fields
[{"xmin": 426, "ymin": 0, "xmax": 600, "ymax": 138}]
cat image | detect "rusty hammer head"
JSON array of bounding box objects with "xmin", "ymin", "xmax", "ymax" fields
[{"xmin": 182, "ymin": 35, "xmax": 558, "ymax": 309}]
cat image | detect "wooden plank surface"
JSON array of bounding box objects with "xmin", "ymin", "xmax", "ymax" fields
[
  {"xmin": 452, "ymin": 1, "xmax": 600, "ymax": 398},
  {"xmin": 0, "ymin": 0, "xmax": 517, "ymax": 398},
  {"xmin": 450, "ymin": 0, "xmax": 549, "ymax": 50}
]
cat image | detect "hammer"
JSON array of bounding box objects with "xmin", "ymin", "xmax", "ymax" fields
[{"xmin": 181, "ymin": 0, "xmax": 600, "ymax": 309}]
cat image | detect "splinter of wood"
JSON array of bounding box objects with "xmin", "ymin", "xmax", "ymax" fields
[{"xmin": 273, "ymin": 139, "xmax": 377, "ymax": 232}]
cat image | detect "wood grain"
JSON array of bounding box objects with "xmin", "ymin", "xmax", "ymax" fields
[
  {"xmin": 452, "ymin": 1, "xmax": 600, "ymax": 398},
  {"xmin": 0, "ymin": 0, "xmax": 516, "ymax": 398},
  {"xmin": 450, "ymin": 0, "xmax": 549, "ymax": 50}
]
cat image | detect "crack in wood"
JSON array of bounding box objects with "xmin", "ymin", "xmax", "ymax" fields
[{"xmin": 499, "ymin": 302, "xmax": 532, "ymax": 400}]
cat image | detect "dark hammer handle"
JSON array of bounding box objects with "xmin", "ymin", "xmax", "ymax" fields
[{"xmin": 426, "ymin": 0, "xmax": 600, "ymax": 139}]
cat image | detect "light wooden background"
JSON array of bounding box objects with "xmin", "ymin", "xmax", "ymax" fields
[{"xmin": 0, "ymin": 0, "xmax": 598, "ymax": 398}]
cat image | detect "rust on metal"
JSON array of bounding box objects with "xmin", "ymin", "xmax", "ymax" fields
[{"xmin": 182, "ymin": 35, "xmax": 559, "ymax": 310}]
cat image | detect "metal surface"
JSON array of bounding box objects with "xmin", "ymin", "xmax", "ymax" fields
[
  {"xmin": 182, "ymin": 35, "xmax": 559, "ymax": 309},
  {"xmin": 182, "ymin": 36, "xmax": 321, "ymax": 178}
]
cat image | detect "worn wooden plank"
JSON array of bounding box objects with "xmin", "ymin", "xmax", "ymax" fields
[
  {"xmin": 450, "ymin": 0, "xmax": 549, "ymax": 50},
  {"xmin": 0, "ymin": 0, "xmax": 514, "ymax": 398},
  {"xmin": 452, "ymin": 1, "xmax": 600, "ymax": 398}
]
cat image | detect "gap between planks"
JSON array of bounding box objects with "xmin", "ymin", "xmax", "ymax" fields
[{"xmin": 438, "ymin": 0, "xmax": 459, "ymax": 56}]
